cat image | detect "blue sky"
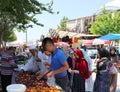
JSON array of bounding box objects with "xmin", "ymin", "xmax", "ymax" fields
[{"xmin": 15, "ymin": 0, "xmax": 111, "ymax": 42}]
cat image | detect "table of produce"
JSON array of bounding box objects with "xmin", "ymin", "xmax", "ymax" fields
[{"xmin": 15, "ymin": 72, "xmax": 61, "ymax": 92}]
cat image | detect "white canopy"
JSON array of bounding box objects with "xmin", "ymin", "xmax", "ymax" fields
[{"xmin": 7, "ymin": 40, "xmax": 26, "ymax": 46}]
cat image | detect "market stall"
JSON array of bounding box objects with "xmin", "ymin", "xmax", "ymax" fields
[
  {"xmin": 12, "ymin": 59, "xmax": 62, "ymax": 92},
  {"xmin": 14, "ymin": 72, "xmax": 61, "ymax": 92}
]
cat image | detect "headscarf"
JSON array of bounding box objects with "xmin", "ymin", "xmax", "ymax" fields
[
  {"xmin": 74, "ymin": 49, "xmax": 90, "ymax": 79},
  {"xmin": 110, "ymin": 47, "xmax": 117, "ymax": 57},
  {"xmin": 74, "ymin": 49, "xmax": 84, "ymax": 62},
  {"xmin": 29, "ymin": 45, "xmax": 37, "ymax": 50},
  {"xmin": 68, "ymin": 50, "xmax": 74, "ymax": 55},
  {"xmin": 81, "ymin": 49, "xmax": 92, "ymax": 71}
]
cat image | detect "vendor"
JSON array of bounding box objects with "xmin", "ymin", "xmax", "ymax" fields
[
  {"xmin": 20, "ymin": 45, "xmax": 49, "ymax": 75},
  {"xmin": 20, "ymin": 45, "xmax": 42, "ymax": 73},
  {"xmin": 37, "ymin": 50, "xmax": 52, "ymax": 80},
  {"xmin": 1, "ymin": 47, "xmax": 18, "ymax": 92}
]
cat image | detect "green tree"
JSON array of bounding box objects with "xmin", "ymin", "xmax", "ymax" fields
[
  {"xmin": 3, "ymin": 30, "xmax": 17, "ymax": 42},
  {"xmin": 0, "ymin": 0, "xmax": 53, "ymax": 47},
  {"xmin": 3, "ymin": 30, "xmax": 17, "ymax": 47},
  {"xmin": 58, "ymin": 16, "xmax": 69, "ymax": 31},
  {"xmin": 0, "ymin": 0, "xmax": 53, "ymax": 30},
  {"xmin": 89, "ymin": 9, "xmax": 120, "ymax": 36},
  {"xmin": 0, "ymin": 15, "xmax": 16, "ymax": 46}
]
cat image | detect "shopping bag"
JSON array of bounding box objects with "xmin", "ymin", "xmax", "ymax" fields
[{"xmin": 110, "ymin": 64, "xmax": 118, "ymax": 74}]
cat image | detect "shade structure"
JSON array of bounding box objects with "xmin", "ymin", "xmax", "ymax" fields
[
  {"xmin": 93, "ymin": 39, "xmax": 104, "ymax": 45},
  {"xmin": 83, "ymin": 39, "xmax": 111, "ymax": 46},
  {"xmin": 99, "ymin": 34, "xmax": 120, "ymax": 40},
  {"xmin": 54, "ymin": 42, "xmax": 69, "ymax": 47},
  {"xmin": 7, "ymin": 40, "xmax": 27, "ymax": 46},
  {"xmin": 83, "ymin": 40, "xmax": 93, "ymax": 46}
]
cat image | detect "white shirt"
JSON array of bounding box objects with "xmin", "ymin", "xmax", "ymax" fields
[
  {"xmin": 22, "ymin": 51, "xmax": 52, "ymax": 75},
  {"xmin": 39, "ymin": 53, "xmax": 51, "ymax": 74},
  {"xmin": 22, "ymin": 51, "xmax": 43, "ymax": 73}
]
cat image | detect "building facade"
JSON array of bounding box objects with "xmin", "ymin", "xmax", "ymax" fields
[{"xmin": 66, "ymin": 15, "xmax": 96, "ymax": 34}]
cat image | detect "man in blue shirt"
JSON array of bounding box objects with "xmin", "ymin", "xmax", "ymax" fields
[{"xmin": 42, "ymin": 38, "xmax": 70, "ymax": 92}]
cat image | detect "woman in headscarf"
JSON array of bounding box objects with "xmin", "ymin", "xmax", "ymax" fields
[
  {"xmin": 109, "ymin": 47, "xmax": 119, "ymax": 92},
  {"xmin": 67, "ymin": 50, "xmax": 74, "ymax": 80},
  {"xmin": 93, "ymin": 48, "xmax": 111, "ymax": 92},
  {"xmin": 71, "ymin": 49, "xmax": 86, "ymax": 92},
  {"xmin": 81, "ymin": 49, "xmax": 93, "ymax": 92}
]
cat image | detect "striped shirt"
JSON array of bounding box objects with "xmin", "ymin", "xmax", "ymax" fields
[{"xmin": 1, "ymin": 52, "xmax": 15, "ymax": 75}]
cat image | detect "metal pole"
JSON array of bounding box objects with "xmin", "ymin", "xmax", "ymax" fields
[{"xmin": 26, "ymin": 30, "xmax": 28, "ymax": 43}]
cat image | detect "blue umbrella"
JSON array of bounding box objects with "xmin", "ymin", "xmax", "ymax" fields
[{"xmin": 99, "ymin": 34, "xmax": 120, "ymax": 40}]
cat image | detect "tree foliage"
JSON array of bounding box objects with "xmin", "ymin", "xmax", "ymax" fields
[
  {"xmin": 0, "ymin": 0, "xmax": 53, "ymax": 46},
  {"xmin": 0, "ymin": 0, "xmax": 53, "ymax": 30},
  {"xmin": 3, "ymin": 30, "xmax": 17, "ymax": 42},
  {"xmin": 58, "ymin": 16, "xmax": 69, "ymax": 31},
  {"xmin": 89, "ymin": 9, "xmax": 120, "ymax": 36}
]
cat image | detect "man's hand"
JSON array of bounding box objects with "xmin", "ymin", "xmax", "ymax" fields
[
  {"xmin": 36, "ymin": 58, "xmax": 41, "ymax": 62},
  {"xmin": 35, "ymin": 71, "xmax": 40, "ymax": 76},
  {"xmin": 44, "ymin": 62, "xmax": 51, "ymax": 66},
  {"xmin": 37, "ymin": 75, "xmax": 42, "ymax": 80},
  {"xmin": 47, "ymin": 71, "xmax": 54, "ymax": 78},
  {"xmin": 11, "ymin": 63, "xmax": 18, "ymax": 68}
]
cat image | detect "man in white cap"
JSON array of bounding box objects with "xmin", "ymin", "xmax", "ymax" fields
[{"xmin": 20, "ymin": 45, "xmax": 43, "ymax": 73}]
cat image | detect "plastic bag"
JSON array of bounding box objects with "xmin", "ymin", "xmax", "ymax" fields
[
  {"xmin": 47, "ymin": 77, "xmax": 62, "ymax": 90},
  {"xmin": 110, "ymin": 64, "xmax": 118, "ymax": 74}
]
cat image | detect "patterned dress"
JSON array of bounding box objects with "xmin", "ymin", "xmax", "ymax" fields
[{"xmin": 93, "ymin": 59, "xmax": 110, "ymax": 92}]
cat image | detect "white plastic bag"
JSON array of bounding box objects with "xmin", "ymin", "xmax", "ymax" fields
[
  {"xmin": 110, "ymin": 64, "xmax": 118, "ymax": 75},
  {"xmin": 47, "ymin": 77, "xmax": 62, "ymax": 90}
]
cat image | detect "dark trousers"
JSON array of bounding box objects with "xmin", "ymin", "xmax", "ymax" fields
[
  {"xmin": 1, "ymin": 75, "xmax": 12, "ymax": 92},
  {"xmin": 55, "ymin": 75, "xmax": 70, "ymax": 92}
]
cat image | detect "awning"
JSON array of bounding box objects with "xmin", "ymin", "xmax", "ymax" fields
[
  {"xmin": 83, "ymin": 39, "xmax": 111, "ymax": 46},
  {"xmin": 99, "ymin": 34, "xmax": 120, "ymax": 40}
]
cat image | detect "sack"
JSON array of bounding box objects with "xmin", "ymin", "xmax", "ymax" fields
[
  {"xmin": 78, "ymin": 59, "xmax": 90, "ymax": 79},
  {"xmin": 110, "ymin": 64, "xmax": 118, "ymax": 75}
]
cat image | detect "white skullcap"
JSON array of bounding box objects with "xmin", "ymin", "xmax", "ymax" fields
[{"xmin": 29, "ymin": 45, "xmax": 36, "ymax": 50}]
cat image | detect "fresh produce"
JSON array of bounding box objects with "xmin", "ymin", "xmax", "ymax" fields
[
  {"xmin": 15, "ymin": 72, "xmax": 47, "ymax": 87},
  {"xmin": 26, "ymin": 86, "xmax": 61, "ymax": 92},
  {"xmin": 16, "ymin": 72, "xmax": 61, "ymax": 92}
]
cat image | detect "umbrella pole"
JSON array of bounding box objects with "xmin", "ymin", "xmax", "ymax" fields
[
  {"xmin": 95, "ymin": 45, "xmax": 98, "ymax": 59},
  {"xmin": 93, "ymin": 45, "xmax": 98, "ymax": 64}
]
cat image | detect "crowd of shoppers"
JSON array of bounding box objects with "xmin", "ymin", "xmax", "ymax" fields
[{"xmin": 0, "ymin": 37, "xmax": 120, "ymax": 92}]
